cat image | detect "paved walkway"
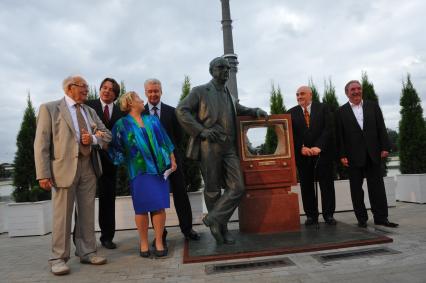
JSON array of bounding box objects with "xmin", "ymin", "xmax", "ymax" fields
[{"xmin": 1, "ymin": 202, "xmax": 426, "ymax": 283}]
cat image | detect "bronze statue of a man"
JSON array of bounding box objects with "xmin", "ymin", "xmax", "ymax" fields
[{"xmin": 176, "ymin": 57, "xmax": 267, "ymax": 244}]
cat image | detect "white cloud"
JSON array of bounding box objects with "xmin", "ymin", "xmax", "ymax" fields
[{"xmin": 0, "ymin": 0, "xmax": 425, "ymax": 162}]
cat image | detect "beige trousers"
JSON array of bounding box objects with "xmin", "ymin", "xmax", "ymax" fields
[{"xmin": 49, "ymin": 155, "xmax": 97, "ymax": 263}]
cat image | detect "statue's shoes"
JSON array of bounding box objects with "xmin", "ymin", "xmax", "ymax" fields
[
  {"xmin": 220, "ymin": 224, "xmax": 236, "ymax": 245},
  {"xmin": 202, "ymin": 216, "xmax": 224, "ymax": 244},
  {"xmin": 222, "ymin": 232, "xmax": 236, "ymax": 245}
]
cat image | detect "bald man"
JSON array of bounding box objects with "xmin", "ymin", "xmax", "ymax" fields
[
  {"xmin": 288, "ymin": 86, "xmax": 336, "ymax": 226},
  {"xmin": 34, "ymin": 75, "xmax": 110, "ymax": 275}
]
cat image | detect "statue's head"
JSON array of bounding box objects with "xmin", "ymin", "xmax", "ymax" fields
[{"xmin": 209, "ymin": 57, "xmax": 230, "ymax": 84}]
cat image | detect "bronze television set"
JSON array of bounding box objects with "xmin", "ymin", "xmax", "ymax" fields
[{"xmin": 237, "ymin": 114, "xmax": 300, "ymax": 233}]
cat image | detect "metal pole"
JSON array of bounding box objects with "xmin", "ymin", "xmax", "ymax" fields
[{"xmin": 220, "ymin": 0, "xmax": 239, "ymax": 98}]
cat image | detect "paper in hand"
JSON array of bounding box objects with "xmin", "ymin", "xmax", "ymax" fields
[{"xmin": 163, "ymin": 168, "xmax": 173, "ymax": 180}]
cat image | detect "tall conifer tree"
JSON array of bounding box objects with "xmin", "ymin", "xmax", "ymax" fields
[
  {"xmin": 13, "ymin": 94, "xmax": 50, "ymax": 202},
  {"xmin": 88, "ymin": 86, "xmax": 98, "ymax": 100},
  {"xmin": 399, "ymin": 74, "xmax": 426, "ymax": 173},
  {"xmin": 308, "ymin": 78, "xmax": 320, "ymax": 103},
  {"xmin": 178, "ymin": 76, "xmax": 202, "ymax": 191},
  {"xmin": 361, "ymin": 71, "xmax": 379, "ymax": 102},
  {"xmin": 264, "ymin": 83, "xmax": 286, "ymax": 154}
]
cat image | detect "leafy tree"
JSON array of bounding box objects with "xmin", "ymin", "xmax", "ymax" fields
[
  {"xmin": 178, "ymin": 76, "xmax": 202, "ymax": 192},
  {"xmin": 322, "ymin": 78, "xmax": 339, "ymax": 110},
  {"xmin": 399, "ymin": 74, "xmax": 426, "ymax": 173},
  {"xmin": 13, "ymin": 94, "xmax": 50, "ymax": 202},
  {"xmin": 0, "ymin": 164, "xmax": 6, "ymax": 179},
  {"xmin": 387, "ymin": 128, "xmax": 399, "ymax": 153},
  {"xmin": 88, "ymin": 85, "xmax": 99, "ymax": 100},
  {"xmin": 264, "ymin": 83, "xmax": 286, "ymax": 154},
  {"xmin": 308, "ymin": 78, "xmax": 320, "ymax": 103},
  {"xmin": 118, "ymin": 80, "xmax": 126, "ymax": 100},
  {"xmin": 361, "ymin": 71, "xmax": 378, "ymax": 102}
]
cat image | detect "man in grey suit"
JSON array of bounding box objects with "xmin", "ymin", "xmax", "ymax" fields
[
  {"xmin": 34, "ymin": 75, "xmax": 111, "ymax": 275},
  {"xmin": 176, "ymin": 57, "xmax": 267, "ymax": 244}
]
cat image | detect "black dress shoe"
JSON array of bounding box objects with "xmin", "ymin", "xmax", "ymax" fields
[
  {"xmin": 202, "ymin": 216, "xmax": 224, "ymax": 244},
  {"xmin": 305, "ymin": 217, "xmax": 318, "ymax": 226},
  {"xmin": 374, "ymin": 219, "xmax": 399, "ymax": 228},
  {"xmin": 139, "ymin": 250, "xmax": 151, "ymax": 258},
  {"xmin": 101, "ymin": 240, "xmax": 117, "ymax": 249},
  {"xmin": 184, "ymin": 229, "xmax": 201, "ymax": 241},
  {"xmin": 358, "ymin": 221, "xmax": 367, "ymax": 228},
  {"xmin": 324, "ymin": 217, "xmax": 337, "ymax": 225}
]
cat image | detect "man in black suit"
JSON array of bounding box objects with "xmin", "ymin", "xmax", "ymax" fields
[
  {"xmin": 288, "ymin": 86, "xmax": 336, "ymax": 226},
  {"xmin": 143, "ymin": 78, "xmax": 200, "ymax": 244},
  {"xmin": 337, "ymin": 80, "xmax": 398, "ymax": 228},
  {"xmin": 86, "ymin": 78, "xmax": 124, "ymax": 248}
]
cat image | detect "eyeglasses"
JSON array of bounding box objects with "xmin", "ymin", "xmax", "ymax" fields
[
  {"xmin": 214, "ymin": 65, "xmax": 231, "ymax": 70},
  {"xmin": 71, "ymin": 83, "xmax": 89, "ymax": 89}
]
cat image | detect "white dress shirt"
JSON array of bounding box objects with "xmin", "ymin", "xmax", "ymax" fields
[
  {"xmin": 349, "ymin": 100, "xmax": 364, "ymax": 130},
  {"xmin": 300, "ymin": 103, "xmax": 312, "ymax": 114},
  {"xmin": 147, "ymin": 102, "xmax": 161, "ymax": 119},
  {"xmin": 64, "ymin": 95, "xmax": 97, "ymax": 144},
  {"xmin": 100, "ymin": 99, "xmax": 114, "ymax": 118}
]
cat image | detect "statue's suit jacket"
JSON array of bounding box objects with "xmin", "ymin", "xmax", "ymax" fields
[
  {"xmin": 34, "ymin": 97, "xmax": 112, "ymax": 188},
  {"xmin": 176, "ymin": 81, "xmax": 258, "ymax": 160},
  {"xmin": 337, "ymin": 100, "xmax": 390, "ymax": 167}
]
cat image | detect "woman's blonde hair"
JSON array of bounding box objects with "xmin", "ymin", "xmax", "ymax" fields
[{"xmin": 119, "ymin": 91, "xmax": 138, "ymax": 113}]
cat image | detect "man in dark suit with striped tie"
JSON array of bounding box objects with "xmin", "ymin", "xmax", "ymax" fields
[
  {"xmin": 337, "ymin": 80, "xmax": 398, "ymax": 228},
  {"xmin": 86, "ymin": 78, "xmax": 124, "ymax": 248},
  {"xmin": 143, "ymin": 78, "xmax": 200, "ymax": 245},
  {"xmin": 288, "ymin": 86, "xmax": 336, "ymax": 226}
]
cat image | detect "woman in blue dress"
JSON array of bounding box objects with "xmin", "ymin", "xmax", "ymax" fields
[{"xmin": 109, "ymin": 91, "xmax": 176, "ymax": 258}]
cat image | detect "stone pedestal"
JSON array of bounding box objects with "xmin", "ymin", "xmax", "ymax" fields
[{"xmin": 239, "ymin": 187, "xmax": 300, "ymax": 233}]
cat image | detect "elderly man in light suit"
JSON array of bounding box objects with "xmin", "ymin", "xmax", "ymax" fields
[{"xmin": 34, "ymin": 75, "xmax": 111, "ymax": 275}]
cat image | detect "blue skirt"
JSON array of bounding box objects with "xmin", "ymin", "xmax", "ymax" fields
[{"xmin": 130, "ymin": 174, "xmax": 170, "ymax": 214}]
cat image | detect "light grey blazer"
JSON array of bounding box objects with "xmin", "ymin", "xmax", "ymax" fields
[{"xmin": 34, "ymin": 97, "xmax": 112, "ymax": 188}]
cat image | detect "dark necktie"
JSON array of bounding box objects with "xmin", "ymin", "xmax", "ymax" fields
[
  {"xmin": 152, "ymin": 106, "xmax": 159, "ymax": 118},
  {"xmin": 304, "ymin": 106, "xmax": 310, "ymax": 128},
  {"xmin": 103, "ymin": 105, "xmax": 110, "ymax": 123},
  {"xmin": 75, "ymin": 104, "xmax": 90, "ymax": 156}
]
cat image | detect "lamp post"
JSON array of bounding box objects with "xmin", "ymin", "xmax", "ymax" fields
[{"xmin": 220, "ymin": 0, "xmax": 239, "ymax": 98}]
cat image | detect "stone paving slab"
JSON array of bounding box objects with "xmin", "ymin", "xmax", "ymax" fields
[{"xmin": 1, "ymin": 202, "xmax": 426, "ymax": 282}]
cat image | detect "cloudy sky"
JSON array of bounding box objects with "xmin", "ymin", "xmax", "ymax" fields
[{"xmin": 1, "ymin": 0, "xmax": 425, "ymax": 162}]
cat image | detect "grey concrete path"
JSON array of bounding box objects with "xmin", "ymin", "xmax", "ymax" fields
[{"xmin": 1, "ymin": 202, "xmax": 426, "ymax": 283}]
